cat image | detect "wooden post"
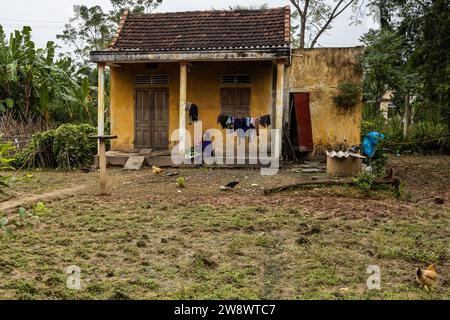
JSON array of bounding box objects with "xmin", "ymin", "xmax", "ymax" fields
[
  {"xmin": 99, "ymin": 139, "xmax": 107, "ymax": 194},
  {"xmin": 97, "ymin": 62, "xmax": 108, "ymax": 195},
  {"xmin": 275, "ymin": 61, "xmax": 286, "ymax": 158},
  {"xmin": 179, "ymin": 61, "xmax": 188, "ymax": 156},
  {"xmin": 91, "ymin": 135, "xmax": 117, "ymax": 195}
]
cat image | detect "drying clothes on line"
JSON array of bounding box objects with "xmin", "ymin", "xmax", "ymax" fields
[
  {"xmin": 259, "ymin": 115, "xmax": 271, "ymax": 128},
  {"xmin": 188, "ymin": 104, "xmax": 199, "ymax": 124},
  {"xmin": 217, "ymin": 114, "xmax": 235, "ymax": 129},
  {"xmin": 217, "ymin": 114, "xmax": 271, "ymax": 132}
]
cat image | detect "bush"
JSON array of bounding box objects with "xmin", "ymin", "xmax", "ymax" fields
[
  {"xmin": 353, "ymin": 171, "xmax": 376, "ymax": 195},
  {"xmin": 409, "ymin": 121, "xmax": 449, "ymax": 154},
  {"xmin": 53, "ymin": 124, "xmax": 97, "ymax": 170},
  {"xmin": 361, "ymin": 116, "xmax": 449, "ymax": 155},
  {"xmin": 13, "ymin": 124, "xmax": 97, "ymax": 170},
  {"xmin": 0, "ymin": 138, "xmax": 14, "ymax": 193}
]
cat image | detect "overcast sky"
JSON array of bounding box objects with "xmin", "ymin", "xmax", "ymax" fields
[{"xmin": 0, "ymin": 0, "xmax": 378, "ymax": 50}]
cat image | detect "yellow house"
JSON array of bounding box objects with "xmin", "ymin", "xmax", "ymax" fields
[{"xmin": 90, "ymin": 7, "xmax": 363, "ymax": 166}]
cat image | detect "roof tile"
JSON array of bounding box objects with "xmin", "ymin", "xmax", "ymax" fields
[{"xmin": 110, "ymin": 7, "xmax": 291, "ymax": 51}]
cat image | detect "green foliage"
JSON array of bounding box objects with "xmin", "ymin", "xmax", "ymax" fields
[
  {"xmin": 333, "ymin": 82, "xmax": 361, "ymax": 111},
  {"xmin": 353, "ymin": 171, "xmax": 376, "ymax": 195},
  {"xmin": 13, "ymin": 124, "xmax": 97, "ymax": 170},
  {"xmin": 177, "ymin": 177, "xmax": 186, "ymax": 188},
  {"xmin": 53, "ymin": 124, "xmax": 97, "ymax": 170},
  {"xmin": 360, "ymin": 29, "xmax": 407, "ymax": 114},
  {"xmin": 366, "ymin": 152, "xmax": 388, "ymax": 177},
  {"xmin": 0, "ymin": 25, "xmax": 96, "ymax": 125},
  {"xmin": 409, "ymin": 121, "xmax": 449, "ymax": 154},
  {"xmin": 59, "ymin": 0, "xmax": 163, "ymax": 62},
  {"xmin": 0, "ymin": 137, "xmax": 14, "ymax": 194},
  {"xmin": 0, "ymin": 205, "xmax": 43, "ymax": 238},
  {"xmin": 362, "ymin": 116, "xmax": 449, "ymax": 155},
  {"xmin": 362, "ymin": 0, "xmax": 450, "ymax": 147}
]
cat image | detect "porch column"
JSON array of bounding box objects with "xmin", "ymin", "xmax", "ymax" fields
[
  {"xmin": 97, "ymin": 62, "xmax": 106, "ymax": 194},
  {"xmin": 274, "ymin": 60, "xmax": 286, "ymax": 158},
  {"xmin": 179, "ymin": 61, "xmax": 188, "ymax": 155},
  {"xmin": 97, "ymin": 62, "xmax": 106, "ymax": 138}
]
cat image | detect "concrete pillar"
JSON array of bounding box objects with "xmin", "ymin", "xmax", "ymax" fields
[
  {"xmin": 179, "ymin": 61, "xmax": 188, "ymax": 155},
  {"xmin": 275, "ymin": 61, "xmax": 286, "ymax": 158}
]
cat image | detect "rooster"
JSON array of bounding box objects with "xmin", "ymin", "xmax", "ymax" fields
[{"xmin": 416, "ymin": 264, "xmax": 437, "ymax": 291}]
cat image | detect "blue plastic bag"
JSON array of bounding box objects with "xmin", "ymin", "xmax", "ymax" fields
[{"xmin": 362, "ymin": 131, "xmax": 385, "ymax": 158}]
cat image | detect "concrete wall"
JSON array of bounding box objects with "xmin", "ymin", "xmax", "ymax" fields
[
  {"xmin": 287, "ymin": 47, "xmax": 363, "ymax": 150},
  {"xmin": 109, "ymin": 61, "xmax": 273, "ymax": 151}
]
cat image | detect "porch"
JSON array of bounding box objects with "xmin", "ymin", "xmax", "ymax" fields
[
  {"xmin": 90, "ymin": 7, "xmax": 291, "ymax": 167},
  {"xmin": 103, "ymin": 150, "xmax": 280, "ymax": 169}
]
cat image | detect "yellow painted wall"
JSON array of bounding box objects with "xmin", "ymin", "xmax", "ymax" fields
[
  {"xmin": 109, "ymin": 61, "xmax": 273, "ymax": 151},
  {"xmin": 288, "ymin": 47, "xmax": 363, "ymax": 150}
]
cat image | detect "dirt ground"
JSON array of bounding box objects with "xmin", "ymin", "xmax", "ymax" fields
[{"xmin": 0, "ymin": 155, "xmax": 448, "ymax": 300}]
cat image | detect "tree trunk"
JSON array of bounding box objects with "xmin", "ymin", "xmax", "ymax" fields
[
  {"xmin": 403, "ymin": 91, "xmax": 411, "ymax": 139},
  {"xmin": 299, "ymin": 12, "xmax": 307, "ymax": 48}
]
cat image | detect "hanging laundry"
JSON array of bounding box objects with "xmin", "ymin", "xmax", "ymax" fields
[
  {"xmin": 217, "ymin": 114, "xmax": 228, "ymax": 129},
  {"xmin": 259, "ymin": 115, "xmax": 271, "ymax": 128},
  {"xmin": 226, "ymin": 116, "xmax": 234, "ymax": 129},
  {"xmin": 233, "ymin": 118, "xmax": 243, "ymax": 131},
  {"xmin": 189, "ymin": 104, "xmax": 199, "ymax": 124}
]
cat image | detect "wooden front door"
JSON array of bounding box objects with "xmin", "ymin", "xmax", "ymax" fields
[
  {"xmin": 135, "ymin": 88, "xmax": 169, "ymax": 149},
  {"xmin": 221, "ymin": 88, "xmax": 251, "ymax": 118},
  {"xmin": 292, "ymin": 93, "xmax": 314, "ymax": 152}
]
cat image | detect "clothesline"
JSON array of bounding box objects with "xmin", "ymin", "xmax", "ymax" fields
[{"xmin": 216, "ymin": 114, "xmax": 271, "ymax": 131}]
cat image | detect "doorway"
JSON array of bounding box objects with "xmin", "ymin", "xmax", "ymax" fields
[{"xmin": 134, "ymin": 88, "xmax": 169, "ymax": 149}]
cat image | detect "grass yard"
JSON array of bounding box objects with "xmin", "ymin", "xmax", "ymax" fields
[{"xmin": 0, "ymin": 156, "xmax": 449, "ymax": 300}]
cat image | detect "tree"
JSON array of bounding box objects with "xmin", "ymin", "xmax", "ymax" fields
[
  {"xmin": 227, "ymin": 4, "xmax": 269, "ymax": 10},
  {"xmin": 0, "ymin": 25, "xmax": 96, "ymax": 124},
  {"xmin": 362, "ymin": 0, "xmax": 450, "ymax": 130},
  {"xmin": 57, "ymin": 5, "xmax": 114, "ymax": 64},
  {"xmin": 360, "ymin": 30, "xmax": 408, "ymax": 116},
  {"xmin": 110, "ymin": 0, "xmax": 163, "ymax": 23},
  {"xmin": 58, "ymin": 1, "xmax": 163, "ymax": 63},
  {"xmin": 290, "ymin": 0, "xmax": 364, "ymax": 48}
]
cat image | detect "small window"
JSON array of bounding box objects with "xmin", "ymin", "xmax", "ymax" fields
[
  {"xmin": 220, "ymin": 74, "xmax": 251, "ymax": 84},
  {"xmin": 135, "ymin": 74, "xmax": 169, "ymax": 85}
]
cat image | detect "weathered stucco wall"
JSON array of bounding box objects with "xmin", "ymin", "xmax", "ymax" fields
[
  {"xmin": 109, "ymin": 61, "xmax": 273, "ymax": 151},
  {"xmin": 288, "ymin": 47, "xmax": 363, "ymax": 149}
]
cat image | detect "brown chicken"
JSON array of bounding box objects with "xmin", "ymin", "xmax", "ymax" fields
[
  {"xmin": 152, "ymin": 166, "xmax": 164, "ymax": 175},
  {"xmin": 416, "ymin": 264, "xmax": 437, "ymax": 290}
]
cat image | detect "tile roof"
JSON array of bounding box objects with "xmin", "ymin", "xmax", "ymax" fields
[{"xmin": 109, "ymin": 7, "xmax": 291, "ymax": 52}]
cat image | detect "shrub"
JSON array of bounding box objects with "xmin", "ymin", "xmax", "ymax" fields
[
  {"xmin": 409, "ymin": 121, "xmax": 449, "ymax": 154},
  {"xmin": 0, "ymin": 138, "xmax": 14, "ymax": 194},
  {"xmin": 333, "ymin": 82, "xmax": 361, "ymax": 111},
  {"xmin": 361, "ymin": 116, "xmax": 449, "ymax": 155},
  {"xmin": 13, "ymin": 124, "xmax": 97, "ymax": 170},
  {"xmin": 177, "ymin": 177, "xmax": 186, "ymax": 188},
  {"xmin": 53, "ymin": 124, "xmax": 97, "ymax": 170},
  {"xmin": 353, "ymin": 171, "xmax": 376, "ymax": 195}
]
